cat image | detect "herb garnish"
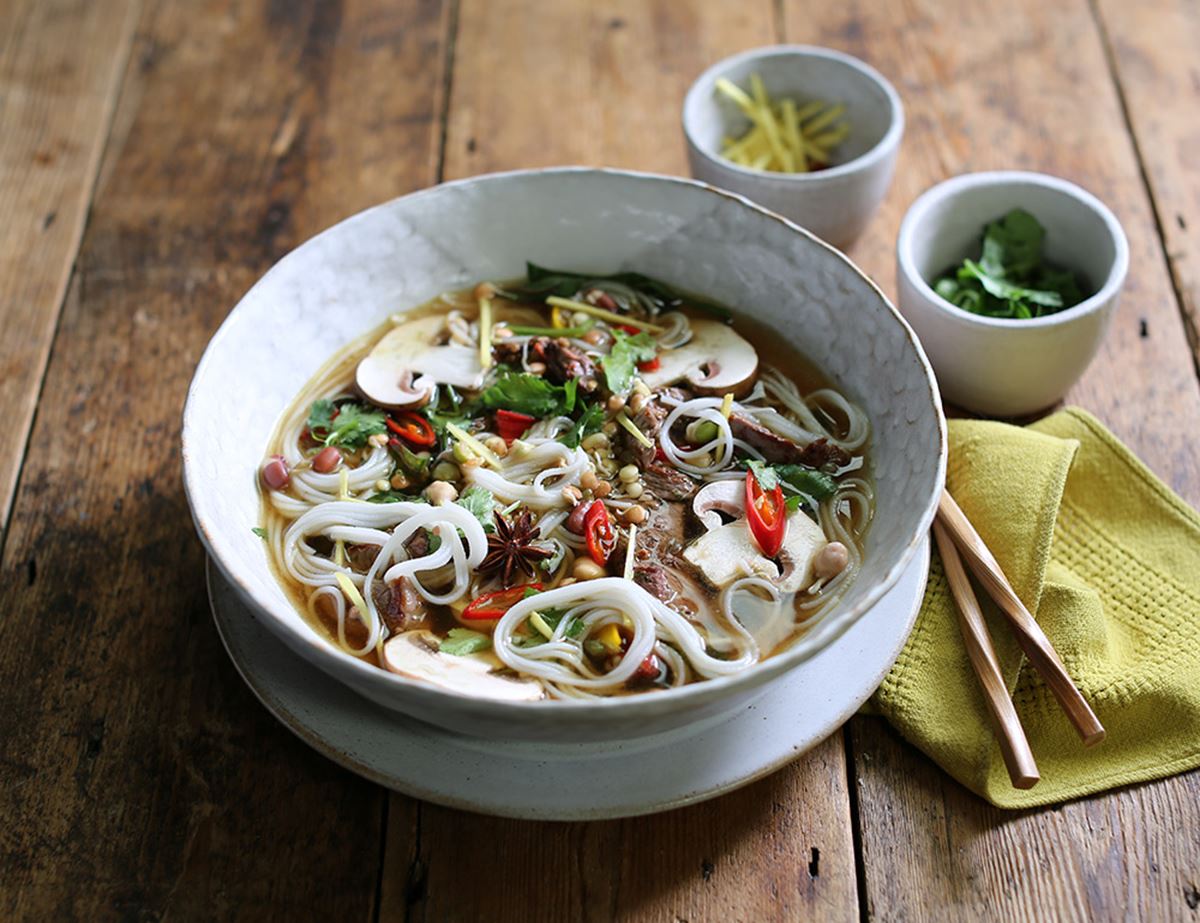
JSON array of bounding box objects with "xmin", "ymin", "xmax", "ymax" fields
[
  {"xmin": 480, "ymin": 373, "xmax": 576, "ymax": 418},
  {"xmin": 307, "ymin": 399, "xmax": 388, "ymax": 449},
  {"xmin": 601, "ymin": 329, "xmax": 658, "ymax": 393},
  {"xmin": 439, "ymin": 627, "xmax": 492, "ymax": 656},
  {"xmin": 933, "ymin": 209, "xmax": 1087, "ymax": 319}
]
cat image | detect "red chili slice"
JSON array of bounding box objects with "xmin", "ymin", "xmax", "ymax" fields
[
  {"xmin": 584, "ymin": 502, "xmax": 616, "ymax": 566},
  {"xmin": 637, "ymin": 356, "xmax": 661, "ymax": 372},
  {"xmin": 462, "ymin": 583, "xmax": 543, "ymax": 620},
  {"xmin": 617, "ymin": 324, "xmax": 642, "ymax": 336},
  {"xmin": 386, "ymin": 410, "xmax": 436, "ymax": 447},
  {"xmin": 745, "ymin": 469, "xmax": 786, "ymax": 558},
  {"xmin": 495, "ymin": 408, "xmax": 536, "ymax": 444}
]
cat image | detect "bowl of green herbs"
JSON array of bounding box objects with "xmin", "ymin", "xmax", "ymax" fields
[{"xmin": 896, "ymin": 171, "xmax": 1128, "ymax": 416}]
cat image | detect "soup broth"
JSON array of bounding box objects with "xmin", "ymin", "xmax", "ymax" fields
[{"xmin": 259, "ymin": 268, "xmax": 873, "ymax": 700}]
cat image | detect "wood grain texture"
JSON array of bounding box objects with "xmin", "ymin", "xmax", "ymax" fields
[
  {"xmin": 0, "ymin": 0, "xmax": 139, "ymax": 533},
  {"xmin": 1094, "ymin": 0, "xmax": 1200, "ymax": 376},
  {"xmin": 0, "ymin": 0, "xmax": 450, "ymax": 919},
  {"xmin": 379, "ymin": 2, "xmax": 858, "ymax": 921},
  {"xmin": 778, "ymin": 0, "xmax": 1200, "ymax": 919},
  {"xmin": 383, "ymin": 735, "xmax": 856, "ymax": 923}
]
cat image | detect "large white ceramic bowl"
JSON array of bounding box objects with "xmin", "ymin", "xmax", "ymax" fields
[
  {"xmin": 896, "ymin": 171, "xmax": 1129, "ymax": 417},
  {"xmin": 683, "ymin": 45, "xmax": 904, "ymax": 249},
  {"xmin": 183, "ymin": 168, "xmax": 945, "ymax": 743}
]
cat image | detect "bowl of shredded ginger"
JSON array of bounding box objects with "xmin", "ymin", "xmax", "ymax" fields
[{"xmin": 683, "ymin": 45, "xmax": 903, "ymax": 249}]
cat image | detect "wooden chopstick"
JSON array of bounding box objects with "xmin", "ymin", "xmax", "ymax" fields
[
  {"xmin": 933, "ymin": 519, "xmax": 1040, "ymax": 789},
  {"xmin": 937, "ymin": 490, "xmax": 1106, "ymax": 746}
]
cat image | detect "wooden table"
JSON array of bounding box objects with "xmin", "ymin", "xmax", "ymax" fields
[{"xmin": 3, "ymin": 0, "xmax": 1199, "ymax": 919}]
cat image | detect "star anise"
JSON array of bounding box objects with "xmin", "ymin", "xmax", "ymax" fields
[{"xmin": 479, "ymin": 508, "xmax": 555, "ymax": 587}]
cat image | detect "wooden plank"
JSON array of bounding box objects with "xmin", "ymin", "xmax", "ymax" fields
[
  {"xmin": 381, "ymin": 2, "xmax": 859, "ymax": 922},
  {"xmin": 777, "ymin": 0, "xmax": 1200, "ymax": 919},
  {"xmin": 0, "ymin": 0, "xmax": 139, "ymax": 533},
  {"xmin": 1093, "ymin": 0, "xmax": 1200, "ymax": 388},
  {"xmin": 0, "ymin": 1, "xmax": 450, "ymax": 919},
  {"xmin": 385, "ymin": 735, "xmax": 855, "ymax": 923}
]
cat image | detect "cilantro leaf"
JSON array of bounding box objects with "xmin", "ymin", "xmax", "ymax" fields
[
  {"xmin": 747, "ymin": 459, "xmax": 837, "ymax": 501},
  {"xmin": 367, "ymin": 491, "xmax": 426, "ymax": 504},
  {"xmin": 438, "ymin": 628, "xmax": 492, "ymax": 656},
  {"xmin": 559, "ymin": 400, "xmax": 605, "ymax": 449},
  {"xmin": 931, "ymin": 209, "xmax": 1088, "ymax": 320},
  {"xmin": 602, "ymin": 330, "xmax": 658, "ymax": 393},
  {"xmin": 480, "ymin": 373, "xmax": 571, "ymax": 418},
  {"xmin": 456, "ymin": 485, "xmax": 496, "ymax": 530},
  {"xmin": 775, "ymin": 464, "xmax": 837, "ymax": 500},
  {"xmin": 307, "ymin": 400, "xmax": 387, "ymax": 449},
  {"xmin": 745, "ymin": 458, "xmax": 778, "ymax": 490}
]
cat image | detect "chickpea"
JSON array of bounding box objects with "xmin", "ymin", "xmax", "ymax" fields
[
  {"xmin": 573, "ymin": 558, "xmax": 607, "ymax": 581},
  {"xmin": 425, "ymin": 480, "xmax": 459, "ymax": 505},
  {"xmin": 367, "ymin": 432, "xmax": 389, "ymax": 448},
  {"xmin": 593, "ymin": 480, "xmax": 612, "ymax": 498},
  {"xmin": 460, "ymin": 456, "xmax": 483, "ymax": 469},
  {"xmin": 390, "ymin": 473, "xmax": 410, "ymax": 490},
  {"xmin": 562, "ymin": 485, "xmax": 582, "ymax": 503},
  {"xmin": 374, "ymin": 479, "xmax": 391, "ymax": 493},
  {"xmin": 583, "ymin": 329, "xmax": 606, "ymax": 346},
  {"xmin": 623, "ymin": 505, "xmax": 647, "ymax": 525},
  {"xmin": 493, "ymin": 326, "xmax": 514, "ymax": 339},
  {"xmin": 618, "ymin": 464, "xmax": 639, "ymax": 484},
  {"xmin": 626, "ymin": 482, "xmax": 644, "ymax": 499},
  {"xmin": 527, "ymin": 361, "xmax": 547, "ymax": 375},
  {"xmin": 606, "ymin": 394, "xmax": 626, "ymax": 413},
  {"xmin": 431, "ymin": 460, "xmax": 461, "ymax": 482},
  {"xmin": 602, "ymin": 421, "xmax": 618, "ymax": 437},
  {"xmin": 580, "ymin": 470, "xmax": 599, "ymax": 490},
  {"xmin": 571, "ymin": 311, "xmax": 590, "ymax": 327},
  {"xmin": 484, "ymin": 435, "xmax": 509, "ymax": 457},
  {"xmin": 628, "ymin": 392, "xmax": 647, "ymax": 413},
  {"xmin": 581, "ymin": 432, "xmax": 609, "ymax": 452},
  {"xmin": 814, "ymin": 542, "xmax": 850, "ymax": 580}
]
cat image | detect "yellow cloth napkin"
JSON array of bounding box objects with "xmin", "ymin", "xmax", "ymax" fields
[{"xmin": 872, "ymin": 407, "xmax": 1200, "ymax": 807}]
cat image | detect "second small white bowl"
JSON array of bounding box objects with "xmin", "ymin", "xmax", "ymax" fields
[
  {"xmin": 896, "ymin": 171, "xmax": 1129, "ymax": 417},
  {"xmin": 683, "ymin": 45, "xmax": 904, "ymax": 249}
]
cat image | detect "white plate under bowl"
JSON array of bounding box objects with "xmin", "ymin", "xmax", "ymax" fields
[{"xmin": 207, "ymin": 538, "xmax": 928, "ymax": 821}]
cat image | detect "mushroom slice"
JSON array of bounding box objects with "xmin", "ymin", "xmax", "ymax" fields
[
  {"xmin": 682, "ymin": 519, "xmax": 779, "ymax": 589},
  {"xmin": 777, "ymin": 510, "xmax": 828, "ymax": 593},
  {"xmin": 639, "ymin": 319, "xmax": 758, "ymax": 397},
  {"xmin": 683, "ymin": 506, "xmax": 828, "ymax": 593},
  {"xmin": 382, "ymin": 630, "xmax": 543, "ymax": 701},
  {"xmin": 356, "ymin": 315, "xmax": 485, "ymax": 409},
  {"xmin": 692, "ymin": 480, "xmax": 746, "ymax": 532}
]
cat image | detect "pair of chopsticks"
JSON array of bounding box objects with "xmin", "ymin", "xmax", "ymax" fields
[{"xmin": 932, "ymin": 490, "xmax": 1105, "ymax": 789}]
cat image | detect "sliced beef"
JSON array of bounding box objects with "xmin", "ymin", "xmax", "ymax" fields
[
  {"xmin": 491, "ymin": 340, "xmax": 524, "ymax": 367},
  {"xmin": 371, "ymin": 576, "xmax": 430, "ymax": 634},
  {"xmin": 795, "ymin": 437, "xmax": 852, "ymax": 470},
  {"xmin": 642, "ymin": 462, "xmax": 698, "ymax": 501},
  {"xmin": 633, "ymin": 565, "xmax": 673, "ymax": 602},
  {"xmin": 492, "ymin": 336, "xmax": 598, "ymax": 390},
  {"xmin": 728, "ymin": 413, "xmax": 851, "ymax": 469},
  {"xmin": 344, "ymin": 543, "xmax": 379, "ymax": 572},
  {"xmin": 404, "ymin": 530, "xmax": 431, "ymax": 559}
]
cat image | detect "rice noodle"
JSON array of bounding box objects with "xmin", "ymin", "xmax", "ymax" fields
[{"xmin": 493, "ymin": 578, "xmax": 758, "ymax": 697}]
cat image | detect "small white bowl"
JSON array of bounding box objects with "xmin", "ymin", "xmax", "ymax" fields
[
  {"xmin": 896, "ymin": 171, "xmax": 1129, "ymax": 417},
  {"xmin": 683, "ymin": 45, "xmax": 904, "ymax": 249}
]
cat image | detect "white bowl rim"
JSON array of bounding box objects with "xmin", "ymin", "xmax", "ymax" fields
[
  {"xmin": 682, "ymin": 44, "xmax": 905, "ymax": 185},
  {"xmin": 896, "ymin": 170, "xmax": 1130, "ymax": 330},
  {"xmin": 182, "ymin": 165, "xmax": 946, "ymax": 716}
]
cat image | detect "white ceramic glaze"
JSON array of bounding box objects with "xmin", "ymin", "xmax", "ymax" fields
[
  {"xmin": 896, "ymin": 171, "xmax": 1129, "ymax": 417},
  {"xmin": 182, "ymin": 167, "xmax": 945, "ymax": 743},
  {"xmin": 682, "ymin": 45, "xmax": 904, "ymax": 249},
  {"xmin": 208, "ymin": 539, "xmax": 929, "ymax": 820}
]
